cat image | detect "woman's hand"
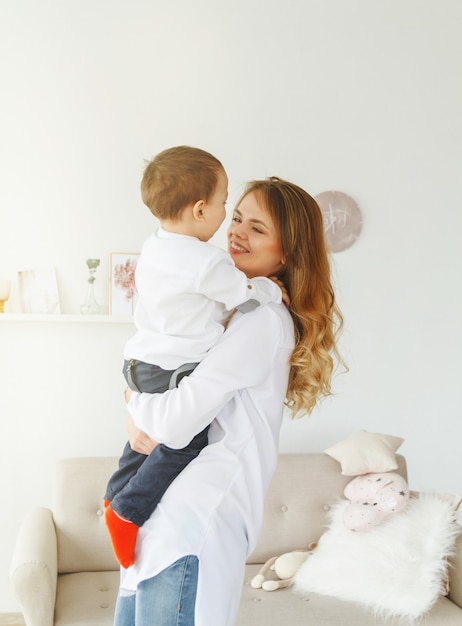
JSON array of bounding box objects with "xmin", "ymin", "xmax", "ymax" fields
[
  {"xmin": 270, "ymin": 276, "xmax": 290, "ymax": 306},
  {"xmin": 127, "ymin": 414, "xmax": 159, "ymax": 455}
]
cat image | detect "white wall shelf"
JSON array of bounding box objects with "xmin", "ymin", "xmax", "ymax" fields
[{"xmin": 0, "ymin": 314, "xmax": 134, "ymax": 323}]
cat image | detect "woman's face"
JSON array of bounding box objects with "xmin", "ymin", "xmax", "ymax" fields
[{"xmin": 227, "ymin": 191, "xmax": 286, "ymax": 278}]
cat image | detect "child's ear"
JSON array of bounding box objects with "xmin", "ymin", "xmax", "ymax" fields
[{"xmin": 192, "ymin": 200, "xmax": 206, "ymax": 221}]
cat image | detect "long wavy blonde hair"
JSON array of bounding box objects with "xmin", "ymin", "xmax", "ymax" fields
[{"xmin": 237, "ymin": 177, "xmax": 344, "ymax": 417}]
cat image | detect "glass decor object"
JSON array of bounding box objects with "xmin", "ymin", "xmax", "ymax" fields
[
  {"xmin": 80, "ymin": 259, "xmax": 101, "ymax": 314},
  {"xmin": 0, "ymin": 279, "xmax": 11, "ymax": 313},
  {"xmin": 18, "ymin": 268, "xmax": 61, "ymax": 314}
]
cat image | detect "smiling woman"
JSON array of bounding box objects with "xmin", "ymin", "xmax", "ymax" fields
[
  {"xmin": 120, "ymin": 175, "xmax": 343, "ymax": 626},
  {"xmin": 228, "ymin": 200, "xmax": 286, "ymax": 279},
  {"xmin": 228, "ymin": 177, "xmax": 343, "ymax": 416}
]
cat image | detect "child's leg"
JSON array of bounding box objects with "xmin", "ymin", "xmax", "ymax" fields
[
  {"xmin": 104, "ymin": 441, "xmax": 147, "ymax": 502},
  {"xmin": 105, "ymin": 360, "xmax": 175, "ymax": 501},
  {"xmin": 106, "ymin": 426, "xmax": 208, "ymax": 567},
  {"xmin": 105, "ymin": 360, "xmax": 200, "ymax": 568},
  {"xmin": 105, "ymin": 360, "xmax": 177, "ymax": 566},
  {"xmin": 111, "ymin": 425, "xmax": 209, "ymax": 526}
]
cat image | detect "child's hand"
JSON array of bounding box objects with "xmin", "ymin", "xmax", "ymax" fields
[{"xmin": 269, "ymin": 276, "xmax": 290, "ymax": 306}]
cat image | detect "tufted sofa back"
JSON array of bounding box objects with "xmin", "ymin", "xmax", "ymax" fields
[
  {"xmin": 51, "ymin": 453, "xmax": 407, "ymax": 573},
  {"xmin": 248, "ymin": 452, "xmax": 407, "ymax": 563},
  {"xmin": 53, "ymin": 457, "xmax": 119, "ymax": 573}
]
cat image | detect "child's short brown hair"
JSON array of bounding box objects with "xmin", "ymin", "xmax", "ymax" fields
[{"xmin": 141, "ymin": 146, "xmax": 224, "ymax": 220}]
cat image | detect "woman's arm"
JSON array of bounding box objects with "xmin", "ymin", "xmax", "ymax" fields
[{"xmin": 128, "ymin": 305, "xmax": 292, "ymax": 449}]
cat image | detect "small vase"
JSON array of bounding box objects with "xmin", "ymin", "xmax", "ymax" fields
[{"xmin": 80, "ymin": 259, "xmax": 101, "ymax": 314}]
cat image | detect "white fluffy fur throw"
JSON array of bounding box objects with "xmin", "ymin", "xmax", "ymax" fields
[{"xmin": 292, "ymin": 493, "xmax": 461, "ymax": 620}]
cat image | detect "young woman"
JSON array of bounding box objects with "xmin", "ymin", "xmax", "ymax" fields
[{"xmin": 114, "ymin": 176, "xmax": 343, "ymax": 626}]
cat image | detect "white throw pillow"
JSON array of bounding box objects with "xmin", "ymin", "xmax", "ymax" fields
[
  {"xmin": 292, "ymin": 493, "xmax": 461, "ymax": 620},
  {"xmin": 324, "ymin": 430, "xmax": 404, "ymax": 476}
]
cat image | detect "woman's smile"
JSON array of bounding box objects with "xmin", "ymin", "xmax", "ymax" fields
[{"xmin": 229, "ymin": 240, "xmax": 248, "ymax": 254}]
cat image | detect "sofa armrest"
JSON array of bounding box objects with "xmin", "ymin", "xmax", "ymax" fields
[
  {"xmin": 448, "ymin": 529, "xmax": 462, "ymax": 609},
  {"xmin": 10, "ymin": 507, "xmax": 58, "ymax": 626}
]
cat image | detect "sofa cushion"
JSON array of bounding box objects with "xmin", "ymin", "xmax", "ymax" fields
[
  {"xmin": 54, "ymin": 571, "xmax": 119, "ymax": 626},
  {"xmin": 324, "ymin": 431, "xmax": 404, "ymax": 476},
  {"xmin": 292, "ymin": 493, "xmax": 461, "ymax": 620},
  {"xmin": 238, "ymin": 564, "xmax": 462, "ymax": 626}
]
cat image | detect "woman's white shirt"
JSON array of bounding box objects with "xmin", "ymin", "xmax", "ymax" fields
[{"xmin": 124, "ymin": 302, "xmax": 294, "ymax": 626}]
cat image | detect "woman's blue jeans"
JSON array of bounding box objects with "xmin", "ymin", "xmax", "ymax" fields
[{"xmin": 114, "ymin": 555, "xmax": 199, "ymax": 626}]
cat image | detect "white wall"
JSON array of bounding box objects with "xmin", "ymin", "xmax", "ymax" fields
[{"xmin": 1, "ymin": 0, "xmax": 461, "ymax": 612}]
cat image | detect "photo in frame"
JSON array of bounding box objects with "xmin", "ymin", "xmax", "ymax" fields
[
  {"xmin": 109, "ymin": 253, "xmax": 140, "ymax": 315},
  {"xmin": 18, "ymin": 267, "xmax": 61, "ymax": 314}
]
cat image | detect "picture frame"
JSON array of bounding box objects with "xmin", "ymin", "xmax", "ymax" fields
[
  {"xmin": 18, "ymin": 267, "xmax": 61, "ymax": 314},
  {"xmin": 109, "ymin": 253, "xmax": 140, "ymax": 315}
]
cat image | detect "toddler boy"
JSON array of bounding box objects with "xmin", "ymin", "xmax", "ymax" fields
[{"xmin": 104, "ymin": 146, "xmax": 283, "ymax": 568}]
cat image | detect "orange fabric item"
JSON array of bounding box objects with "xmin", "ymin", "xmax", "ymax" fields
[{"xmin": 104, "ymin": 505, "xmax": 139, "ymax": 568}]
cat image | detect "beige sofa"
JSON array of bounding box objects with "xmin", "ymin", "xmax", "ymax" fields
[{"xmin": 11, "ymin": 454, "xmax": 462, "ymax": 625}]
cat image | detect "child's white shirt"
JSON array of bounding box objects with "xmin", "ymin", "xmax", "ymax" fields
[{"xmin": 124, "ymin": 228, "xmax": 282, "ymax": 369}]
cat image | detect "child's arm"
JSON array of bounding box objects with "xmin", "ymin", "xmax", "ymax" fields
[{"xmin": 199, "ymin": 247, "xmax": 284, "ymax": 311}]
